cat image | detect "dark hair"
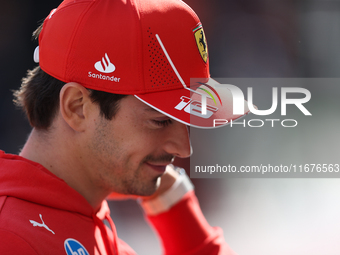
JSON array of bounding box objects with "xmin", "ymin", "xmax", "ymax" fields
[{"xmin": 14, "ymin": 66, "xmax": 127, "ymax": 130}]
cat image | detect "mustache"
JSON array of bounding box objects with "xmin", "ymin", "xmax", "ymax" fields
[{"xmin": 143, "ymin": 154, "xmax": 174, "ymax": 164}]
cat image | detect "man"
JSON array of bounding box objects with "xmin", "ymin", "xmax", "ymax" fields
[{"xmin": 0, "ymin": 0, "xmax": 249, "ymax": 254}]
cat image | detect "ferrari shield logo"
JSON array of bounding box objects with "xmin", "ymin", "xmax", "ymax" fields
[{"xmin": 194, "ymin": 25, "xmax": 208, "ymax": 63}]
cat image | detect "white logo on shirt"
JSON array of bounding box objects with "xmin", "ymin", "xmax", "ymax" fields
[
  {"xmin": 29, "ymin": 214, "xmax": 55, "ymax": 235},
  {"xmin": 94, "ymin": 53, "xmax": 116, "ymax": 73}
]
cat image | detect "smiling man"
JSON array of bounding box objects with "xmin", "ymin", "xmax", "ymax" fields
[{"xmin": 0, "ymin": 0, "xmax": 249, "ymax": 254}]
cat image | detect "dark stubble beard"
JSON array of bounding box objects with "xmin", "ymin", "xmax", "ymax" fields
[{"xmin": 123, "ymin": 153, "xmax": 175, "ymax": 196}]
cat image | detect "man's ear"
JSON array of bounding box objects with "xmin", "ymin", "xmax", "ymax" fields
[{"xmin": 59, "ymin": 82, "xmax": 95, "ymax": 132}]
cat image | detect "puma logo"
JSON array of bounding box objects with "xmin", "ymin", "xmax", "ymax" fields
[{"xmin": 29, "ymin": 214, "xmax": 55, "ymax": 235}]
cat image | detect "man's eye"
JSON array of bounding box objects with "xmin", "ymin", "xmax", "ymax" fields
[{"xmin": 152, "ymin": 119, "xmax": 172, "ymax": 127}]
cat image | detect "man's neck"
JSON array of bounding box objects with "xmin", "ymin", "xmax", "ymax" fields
[{"xmin": 20, "ymin": 128, "xmax": 109, "ymax": 212}]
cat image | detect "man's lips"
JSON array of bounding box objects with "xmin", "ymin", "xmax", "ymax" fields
[{"xmin": 144, "ymin": 162, "xmax": 169, "ymax": 173}]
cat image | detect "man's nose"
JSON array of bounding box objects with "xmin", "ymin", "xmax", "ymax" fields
[{"xmin": 162, "ymin": 122, "xmax": 192, "ymax": 158}]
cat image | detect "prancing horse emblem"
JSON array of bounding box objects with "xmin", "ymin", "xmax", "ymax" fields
[
  {"xmin": 199, "ymin": 30, "xmax": 207, "ymax": 53},
  {"xmin": 194, "ymin": 26, "xmax": 208, "ymax": 63}
]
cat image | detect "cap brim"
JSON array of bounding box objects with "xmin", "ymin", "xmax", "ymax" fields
[{"xmin": 135, "ymin": 78, "xmax": 252, "ymax": 128}]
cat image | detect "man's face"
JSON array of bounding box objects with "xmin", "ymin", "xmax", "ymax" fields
[{"xmin": 84, "ymin": 95, "xmax": 191, "ymax": 196}]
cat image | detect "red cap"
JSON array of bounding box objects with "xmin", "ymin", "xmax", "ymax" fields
[{"xmin": 36, "ymin": 0, "xmax": 250, "ymax": 128}]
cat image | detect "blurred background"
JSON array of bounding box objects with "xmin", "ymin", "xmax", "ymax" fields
[{"xmin": 1, "ymin": 0, "xmax": 340, "ymax": 254}]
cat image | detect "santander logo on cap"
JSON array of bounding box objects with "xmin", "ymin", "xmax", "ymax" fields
[{"xmin": 94, "ymin": 53, "xmax": 115, "ymax": 73}]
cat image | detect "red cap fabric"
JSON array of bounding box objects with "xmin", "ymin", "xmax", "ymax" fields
[{"xmin": 36, "ymin": 0, "xmax": 250, "ymax": 128}]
